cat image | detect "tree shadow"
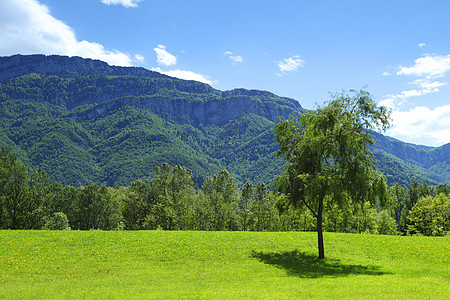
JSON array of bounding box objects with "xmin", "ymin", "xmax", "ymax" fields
[{"xmin": 251, "ymin": 250, "xmax": 388, "ymax": 278}]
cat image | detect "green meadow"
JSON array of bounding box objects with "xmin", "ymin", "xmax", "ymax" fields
[{"xmin": 0, "ymin": 231, "xmax": 448, "ymax": 299}]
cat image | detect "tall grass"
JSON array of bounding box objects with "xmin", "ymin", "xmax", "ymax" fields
[{"xmin": 0, "ymin": 231, "xmax": 448, "ymax": 299}]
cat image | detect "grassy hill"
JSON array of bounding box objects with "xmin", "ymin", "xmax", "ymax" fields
[{"xmin": 0, "ymin": 230, "xmax": 448, "ymax": 299}]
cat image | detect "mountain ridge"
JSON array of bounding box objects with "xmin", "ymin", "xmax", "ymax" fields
[
  {"xmin": 0, "ymin": 54, "xmax": 449, "ymax": 187},
  {"xmin": 0, "ymin": 54, "xmax": 170, "ymax": 82}
]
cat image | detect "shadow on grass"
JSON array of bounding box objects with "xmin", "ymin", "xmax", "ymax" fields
[{"xmin": 251, "ymin": 250, "xmax": 388, "ymax": 278}]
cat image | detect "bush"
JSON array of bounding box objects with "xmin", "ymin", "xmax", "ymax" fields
[
  {"xmin": 45, "ymin": 212, "xmax": 71, "ymax": 230},
  {"xmin": 376, "ymin": 210, "xmax": 397, "ymax": 235}
]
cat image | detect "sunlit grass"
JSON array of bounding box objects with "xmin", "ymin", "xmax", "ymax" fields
[{"xmin": 0, "ymin": 231, "xmax": 448, "ymax": 299}]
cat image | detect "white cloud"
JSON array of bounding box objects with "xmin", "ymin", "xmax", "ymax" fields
[
  {"xmin": 224, "ymin": 51, "xmax": 243, "ymax": 64},
  {"xmin": 153, "ymin": 45, "xmax": 177, "ymax": 67},
  {"xmin": 379, "ymin": 97, "xmax": 403, "ymax": 110},
  {"xmin": 381, "ymin": 87, "xmax": 440, "ymax": 109},
  {"xmin": 151, "ymin": 46, "xmax": 213, "ymax": 85},
  {"xmin": 411, "ymin": 78, "xmax": 446, "ymax": 90},
  {"xmin": 381, "ymin": 54, "xmax": 450, "ymax": 109},
  {"xmin": 418, "ymin": 42, "xmax": 426, "ymax": 48},
  {"xmin": 0, "ymin": 0, "xmax": 135, "ymax": 66},
  {"xmin": 276, "ymin": 55, "xmax": 305, "ymax": 76},
  {"xmin": 134, "ymin": 54, "xmax": 145, "ymax": 63},
  {"xmin": 399, "ymin": 89, "xmax": 423, "ymax": 98},
  {"xmin": 100, "ymin": 0, "xmax": 142, "ymax": 8},
  {"xmin": 382, "ymin": 71, "xmax": 392, "ymax": 76},
  {"xmin": 397, "ymin": 54, "xmax": 450, "ymax": 78},
  {"xmin": 152, "ymin": 67, "xmax": 212, "ymax": 85},
  {"xmin": 386, "ymin": 104, "xmax": 450, "ymax": 146},
  {"xmin": 229, "ymin": 55, "xmax": 243, "ymax": 63}
]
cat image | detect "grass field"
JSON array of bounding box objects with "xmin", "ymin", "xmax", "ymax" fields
[{"xmin": 0, "ymin": 230, "xmax": 448, "ymax": 299}]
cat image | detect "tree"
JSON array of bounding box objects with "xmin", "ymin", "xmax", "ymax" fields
[
  {"xmin": 238, "ymin": 181, "xmax": 254, "ymax": 231},
  {"xmin": 28, "ymin": 169, "xmax": 56, "ymax": 229},
  {"xmin": 71, "ymin": 184, "xmax": 121, "ymax": 230},
  {"xmin": 121, "ymin": 181, "xmax": 155, "ymax": 230},
  {"xmin": 189, "ymin": 190, "xmax": 215, "ymax": 231},
  {"xmin": 436, "ymin": 184, "xmax": 449, "ymax": 196},
  {"xmin": 151, "ymin": 163, "xmax": 196, "ymax": 230},
  {"xmin": 51, "ymin": 184, "xmax": 79, "ymax": 228},
  {"xmin": 202, "ymin": 170, "xmax": 239, "ymax": 230},
  {"xmin": 251, "ymin": 182, "xmax": 279, "ymax": 231},
  {"xmin": 407, "ymin": 193, "xmax": 450, "ymax": 236},
  {"xmin": 389, "ymin": 183, "xmax": 408, "ymax": 233},
  {"xmin": 0, "ymin": 147, "xmax": 31, "ymax": 229},
  {"xmin": 376, "ymin": 210, "xmax": 397, "ymax": 235},
  {"xmin": 408, "ymin": 180, "xmax": 419, "ymax": 210},
  {"xmin": 274, "ymin": 89, "xmax": 390, "ymax": 259}
]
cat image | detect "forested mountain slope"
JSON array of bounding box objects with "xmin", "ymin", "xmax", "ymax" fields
[
  {"xmin": 0, "ymin": 54, "xmax": 449, "ymax": 187},
  {"xmin": 372, "ymin": 132, "xmax": 450, "ymax": 185}
]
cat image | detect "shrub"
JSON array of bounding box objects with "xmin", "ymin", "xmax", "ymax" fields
[
  {"xmin": 45, "ymin": 212, "xmax": 71, "ymax": 230},
  {"xmin": 376, "ymin": 210, "xmax": 397, "ymax": 235}
]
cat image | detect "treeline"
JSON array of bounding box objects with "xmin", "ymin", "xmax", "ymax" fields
[{"xmin": 1, "ymin": 148, "xmax": 448, "ymax": 235}]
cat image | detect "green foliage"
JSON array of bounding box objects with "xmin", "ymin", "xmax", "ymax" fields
[
  {"xmin": 238, "ymin": 181, "xmax": 254, "ymax": 231},
  {"xmin": 0, "ymin": 146, "xmax": 439, "ymax": 238},
  {"xmin": 148, "ymin": 163, "xmax": 196, "ymax": 230},
  {"xmin": 71, "ymin": 184, "xmax": 121, "ymax": 230},
  {"xmin": 45, "ymin": 212, "xmax": 71, "ymax": 230},
  {"xmin": 121, "ymin": 181, "xmax": 153, "ymax": 230},
  {"xmin": 0, "ymin": 147, "xmax": 31, "ymax": 229},
  {"xmin": 250, "ymin": 182, "xmax": 280, "ymax": 231},
  {"xmin": 376, "ymin": 210, "xmax": 397, "ymax": 235},
  {"xmin": 407, "ymin": 193, "xmax": 450, "ymax": 236},
  {"xmin": 4, "ymin": 64, "xmax": 448, "ymax": 189},
  {"xmin": 436, "ymin": 183, "xmax": 449, "ymax": 195},
  {"xmin": 202, "ymin": 170, "xmax": 239, "ymax": 230},
  {"xmin": 274, "ymin": 89, "xmax": 391, "ymax": 258},
  {"xmin": 0, "ymin": 147, "xmax": 123, "ymax": 230},
  {"xmin": 0, "ymin": 71, "xmax": 301, "ymax": 187},
  {"xmin": 1, "ymin": 57, "xmax": 449, "ymax": 237}
]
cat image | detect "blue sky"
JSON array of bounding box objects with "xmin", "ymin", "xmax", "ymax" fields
[{"xmin": 1, "ymin": 0, "xmax": 450, "ymax": 147}]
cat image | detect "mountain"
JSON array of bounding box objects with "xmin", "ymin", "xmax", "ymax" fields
[
  {"xmin": 372, "ymin": 132, "xmax": 450, "ymax": 186},
  {"xmin": 0, "ymin": 54, "xmax": 170, "ymax": 82},
  {"xmin": 0, "ymin": 54, "xmax": 449, "ymax": 187}
]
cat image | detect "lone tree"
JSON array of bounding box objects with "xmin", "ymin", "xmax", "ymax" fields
[{"xmin": 274, "ymin": 89, "xmax": 391, "ymax": 259}]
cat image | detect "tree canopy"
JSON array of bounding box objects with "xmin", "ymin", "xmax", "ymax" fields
[{"xmin": 274, "ymin": 89, "xmax": 391, "ymax": 258}]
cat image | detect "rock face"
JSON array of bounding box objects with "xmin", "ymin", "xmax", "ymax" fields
[
  {"xmin": 69, "ymin": 94, "xmax": 302, "ymax": 126},
  {"xmin": 0, "ymin": 54, "xmax": 304, "ymax": 126}
]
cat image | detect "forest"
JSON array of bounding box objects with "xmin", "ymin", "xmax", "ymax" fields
[
  {"xmin": 0, "ymin": 55, "xmax": 449, "ymax": 237},
  {"xmin": 1, "ymin": 147, "xmax": 448, "ymax": 236}
]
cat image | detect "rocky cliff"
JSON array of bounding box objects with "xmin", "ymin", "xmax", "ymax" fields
[
  {"xmin": 1, "ymin": 55, "xmax": 304, "ymax": 125},
  {"xmin": 69, "ymin": 93, "xmax": 303, "ymax": 126}
]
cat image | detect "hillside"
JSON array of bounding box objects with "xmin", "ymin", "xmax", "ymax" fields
[
  {"xmin": 372, "ymin": 132, "xmax": 450, "ymax": 185},
  {"xmin": 0, "ymin": 54, "xmax": 449, "ymax": 187}
]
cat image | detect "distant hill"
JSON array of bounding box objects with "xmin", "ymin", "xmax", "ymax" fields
[{"xmin": 0, "ymin": 54, "xmax": 448, "ymax": 187}]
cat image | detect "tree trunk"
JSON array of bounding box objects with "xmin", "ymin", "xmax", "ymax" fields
[{"xmin": 317, "ymin": 197, "xmax": 325, "ymax": 259}]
